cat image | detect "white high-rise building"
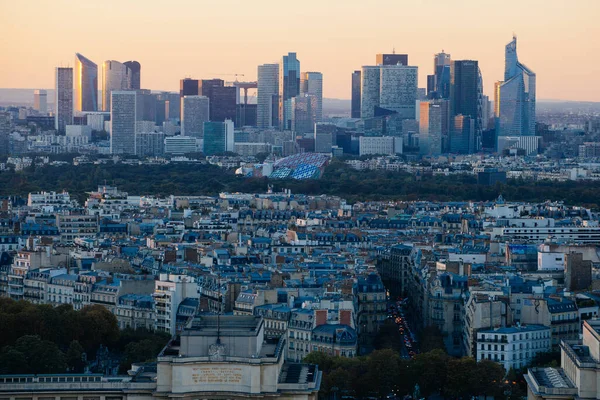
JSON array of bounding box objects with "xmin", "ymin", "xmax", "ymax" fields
[
  {"xmin": 102, "ymin": 61, "xmax": 131, "ymax": 112},
  {"xmin": 181, "ymin": 96, "xmax": 210, "ymax": 138},
  {"xmin": 379, "ymin": 65, "xmax": 418, "ymax": 119},
  {"xmin": 55, "ymin": 67, "xmax": 73, "ymax": 132},
  {"xmin": 360, "ymin": 66, "xmax": 380, "ymax": 119},
  {"xmin": 110, "ymin": 91, "xmax": 137, "ymax": 154},
  {"xmin": 361, "ymin": 65, "xmax": 418, "ymax": 120},
  {"xmin": 33, "ymin": 90, "xmax": 47, "ymax": 114},
  {"xmin": 300, "ymin": 72, "xmax": 323, "ymax": 122},
  {"xmin": 257, "ymin": 63, "xmax": 279, "ymax": 128}
]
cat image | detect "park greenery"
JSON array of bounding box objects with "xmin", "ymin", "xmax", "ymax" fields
[
  {"xmin": 0, "ymin": 298, "xmax": 170, "ymax": 374},
  {"xmin": 304, "ymin": 349, "xmax": 516, "ymax": 400},
  {"xmin": 2, "ymin": 159, "xmax": 600, "ymax": 208}
]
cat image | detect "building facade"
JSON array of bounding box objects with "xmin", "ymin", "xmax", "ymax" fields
[
  {"xmin": 110, "ymin": 91, "xmax": 137, "ymax": 154},
  {"xmin": 497, "ymin": 36, "xmax": 536, "ymax": 137},
  {"xmin": 181, "ymin": 96, "xmax": 210, "ymax": 138},
  {"xmin": 279, "ymin": 52, "xmax": 301, "ymax": 130},
  {"xmin": 74, "ymin": 53, "xmax": 98, "ymax": 113},
  {"xmin": 55, "ymin": 67, "xmax": 73, "ymax": 132}
]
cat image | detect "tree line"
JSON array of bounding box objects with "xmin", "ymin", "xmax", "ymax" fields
[
  {"xmin": 0, "ymin": 298, "xmax": 170, "ymax": 374},
  {"xmin": 0, "ymin": 159, "xmax": 599, "ymax": 208},
  {"xmin": 304, "ymin": 348, "xmax": 526, "ymax": 400}
]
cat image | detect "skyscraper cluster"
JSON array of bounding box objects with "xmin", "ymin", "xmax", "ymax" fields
[
  {"xmin": 347, "ymin": 37, "xmax": 535, "ymax": 156},
  {"xmin": 48, "ymin": 36, "xmax": 533, "ymax": 158},
  {"xmin": 256, "ymin": 52, "xmax": 324, "ymax": 134}
]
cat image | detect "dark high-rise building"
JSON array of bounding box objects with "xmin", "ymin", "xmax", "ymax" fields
[
  {"xmin": 450, "ymin": 114, "xmax": 475, "ymax": 154},
  {"xmin": 158, "ymin": 92, "xmax": 180, "ymax": 121},
  {"xmin": 450, "ymin": 60, "xmax": 482, "ymax": 151},
  {"xmin": 376, "ymin": 53, "xmax": 409, "ymax": 66},
  {"xmin": 236, "ymin": 104, "xmax": 257, "ymax": 127},
  {"xmin": 426, "ymin": 75, "xmax": 437, "ymax": 99},
  {"xmin": 199, "ymin": 79, "xmax": 236, "ymax": 123},
  {"xmin": 351, "ymin": 70, "xmax": 361, "ymax": 118},
  {"xmin": 155, "ymin": 99, "xmax": 166, "ymax": 126},
  {"xmin": 123, "ymin": 61, "xmax": 141, "ymax": 90},
  {"xmin": 180, "ymin": 78, "xmax": 199, "ymax": 97}
]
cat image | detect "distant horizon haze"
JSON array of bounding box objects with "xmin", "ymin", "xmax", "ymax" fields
[{"xmin": 0, "ymin": 0, "xmax": 598, "ymax": 102}]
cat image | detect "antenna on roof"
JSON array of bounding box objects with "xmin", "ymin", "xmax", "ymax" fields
[{"xmin": 392, "ymin": 46, "xmax": 396, "ymax": 54}]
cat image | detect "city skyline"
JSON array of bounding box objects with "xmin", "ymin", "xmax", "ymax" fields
[{"xmin": 1, "ymin": 0, "xmax": 599, "ymax": 102}]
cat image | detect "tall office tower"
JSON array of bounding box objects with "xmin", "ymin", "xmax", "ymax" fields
[
  {"xmin": 450, "ymin": 60, "xmax": 482, "ymax": 152},
  {"xmin": 314, "ymin": 123, "xmax": 336, "ymax": 153},
  {"xmin": 379, "ymin": 65, "xmax": 418, "ymax": 119},
  {"xmin": 450, "ymin": 115, "xmax": 475, "ymax": 154},
  {"xmin": 497, "ymin": 36, "xmax": 536, "ymax": 136},
  {"xmin": 376, "ymin": 53, "xmax": 409, "ymax": 66},
  {"xmin": 351, "ymin": 70, "xmax": 361, "ymax": 118},
  {"xmin": 181, "ymin": 96, "xmax": 210, "ymax": 138},
  {"xmin": 431, "ymin": 51, "xmax": 451, "ymax": 99},
  {"xmin": 494, "ymin": 81, "xmax": 502, "ymax": 118},
  {"xmin": 203, "ymin": 119, "xmax": 234, "ymax": 156},
  {"xmin": 55, "ymin": 67, "xmax": 73, "ymax": 132},
  {"xmin": 419, "ymin": 101, "xmax": 444, "ymax": 155},
  {"xmin": 291, "ymin": 95, "xmax": 318, "ymax": 133},
  {"xmin": 279, "ymin": 52, "xmax": 301, "ymax": 130},
  {"xmin": 110, "ymin": 91, "xmax": 137, "ymax": 154},
  {"xmin": 102, "ymin": 61, "xmax": 130, "ymax": 112},
  {"xmin": 360, "ymin": 65, "xmax": 417, "ymax": 119},
  {"xmin": 33, "ymin": 90, "xmax": 47, "ymax": 113},
  {"xmin": 199, "ymin": 79, "xmax": 236, "ymax": 122},
  {"xmin": 257, "ymin": 63, "xmax": 279, "ymax": 128},
  {"xmin": 300, "ymin": 72, "xmax": 323, "ymax": 123},
  {"xmin": 426, "ymin": 75, "xmax": 436, "ymax": 98},
  {"xmin": 360, "ymin": 66, "xmax": 380, "ymax": 118},
  {"xmin": 0, "ymin": 112, "xmax": 11, "ymax": 155},
  {"xmin": 123, "ymin": 61, "xmax": 141, "ymax": 90},
  {"xmin": 74, "ymin": 53, "xmax": 98, "ymax": 112}
]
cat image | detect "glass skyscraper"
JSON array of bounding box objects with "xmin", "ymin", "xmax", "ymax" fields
[
  {"xmin": 450, "ymin": 60, "xmax": 482, "ymax": 152},
  {"xmin": 497, "ymin": 36, "xmax": 536, "ymax": 136},
  {"xmin": 124, "ymin": 61, "xmax": 141, "ymax": 90},
  {"xmin": 279, "ymin": 52, "xmax": 300, "ymax": 130},
  {"xmin": 74, "ymin": 53, "xmax": 98, "ymax": 112}
]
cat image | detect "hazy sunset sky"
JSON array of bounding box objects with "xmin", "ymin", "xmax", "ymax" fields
[{"xmin": 1, "ymin": 0, "xmax": 599, "ymax": 101}]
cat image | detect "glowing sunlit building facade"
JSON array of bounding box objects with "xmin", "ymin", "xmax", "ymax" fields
[
  {"xmin": 496, "ymin": 36, "xmax": 536, "ymax": 136},
  {"xmin": 74, "ymin": 53, "xmax": 98, "ymax": 113}
]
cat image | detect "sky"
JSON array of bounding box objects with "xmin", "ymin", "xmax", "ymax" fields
[{"xmin": 1, "ymin": 0, "xmax": 599, "ymax": 101}]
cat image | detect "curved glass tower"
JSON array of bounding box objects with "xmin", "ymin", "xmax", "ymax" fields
[
  {"xmin": 497, "ymin": 37, "xmax": 536, "ymax": 136},
  {"xmin": 74, "ymin": 53, "xmax": 98, "ymax": 112}
]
